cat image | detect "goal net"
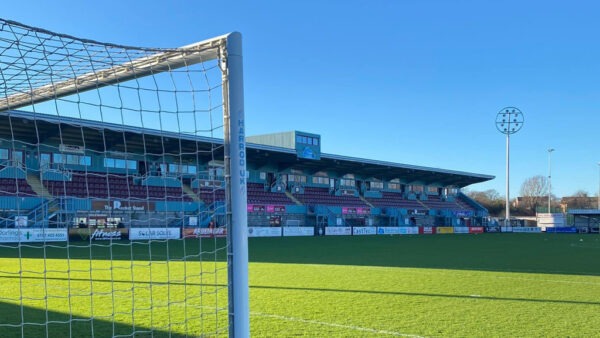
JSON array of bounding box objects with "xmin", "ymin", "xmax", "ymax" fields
[{"xmin": 0, "ymin": 18, "xmax": 248, "ymax": 337}]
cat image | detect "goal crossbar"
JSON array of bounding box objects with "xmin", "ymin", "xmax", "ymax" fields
[{"xmin": 0, "ymin": 34, "xmax": 229, "ymax": 112}]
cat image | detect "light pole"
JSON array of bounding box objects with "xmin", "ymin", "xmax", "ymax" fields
[
  {"xmin": 548, "ymin": 148, "xmax": 554, "ymax": 213},
  {"xmin": 496, "ymin": 107, "xmax": 524, "ymax": 226}
]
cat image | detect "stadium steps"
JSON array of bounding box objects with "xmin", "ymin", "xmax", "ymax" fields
[
  {"xmin": 26, "ymin": 172, "xmax": 52, "ymax": 198},
  {"xmin": 416, "ymin": 199, "xmax": 430, "ymax": 210},
  {"xmin": 358, "ymin": 195, "xmax": 374, "ymax": 208},
  {"xmin": 284, "ymin": 191, "xmax": 303, "ymax": 205},
  {"xmin": 182, "ymin": 183, "xmax": 202, "ymax": 202}
]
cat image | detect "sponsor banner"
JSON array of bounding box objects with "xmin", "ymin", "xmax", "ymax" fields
[
  {"xmin": 92, "ymin": 200, "xmax": 155, "ymax": 212},
  {"xmin": 545, "ymin": 227, "xmax": 577, "ymax": 234},
  {"xmin": 436, "ymin": 227, "xmax": 454, "ymax": 234},
  {"xmin": 247, "ymin": 204, "xmax": 286, "ymax": 213},
  {"xmin": 398, "ymin": 227, "xmax": 419, "ymax": 235},
  {"xmin": 0, "ymin": 228, "xmax": 68, "ymax": 243},
  {"xmin": 501, "ymin": 226, "xmax": 513, "ymax": 233},
  {"xmin": 283, "ymin": 227, "xmax": 314, "ymax": 237},
  {"xmin": 352, "ymin": 227, "xmax": 377, "ymax": 236},
  {"xmin": 69, "ymin": 227, "xmax": 129, "ymax": 241},
  {"xmin": 325, "ymin": 227, "xmax": 352, "ymax": 236},
  {"xmin": 511, "ymin": 227, "xmax": 541, "ymax": 233},
  {"xmin": 419, "ymin": 226, "xmax": 436, "ymax": 235},
  {"xmin": 182, "ymin": 227, "xmax": 227, "ymax": 238},
  {"xmin": 453, "ymin": 227, "xmax": 470, "ymax": 234},
  {"xmin": 248, "ymin": 227, "xmax": 282, "ymax": 237},
  {"xmin": 377, "ymin": 227, "xmax": 400, "ymax": 235},
  {"xmin": 342, "ymin": 207, "xmax": 371, "ymax": 215},
  {"xmin": 129, "ymin": 228, "xmax": 180, "ymax": 240},
  {"xmin": 469, "ymin": 227, "xmax": 485, "ymax": 234},
  {"xmin": 485, "ymin": 226, "xmax": 501, "ymax": 233}
]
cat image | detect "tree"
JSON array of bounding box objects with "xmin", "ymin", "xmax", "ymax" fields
[
  {"xmin": 465, "ymin": 189, "xmax": 504, "ymax": 216},
  {"xmin": 519, "ymin": 175, "xmax": 548, "ymax": 214}
]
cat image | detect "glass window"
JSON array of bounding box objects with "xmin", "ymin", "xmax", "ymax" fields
[
  {"xmin": 12, "ymin": 151, "xmax": 23, "ymax": 163},
  {"xmin": 296, "ymin": 135, "xmax": 302, "ymax": 143},
  {"xmin": 314, "ymin": 138, "xmax": 319, "ymax": 146},
  {"xmin": 104, "ymin": 158, "xmax": 114, "ymax": 168},
  {"xmin": 53, "ymin": 153, "xmax": 64, "ymax": 164},
  {"xmin": 0, "ymin": 148, "xmax": 8, "ymax": 160},
  {"xmin": 40, "ymin": 153, "xmax": 51, "ymax": 167},
  {"xmin": 127, "ymin": 160, "xmax": 137, "ymax": 169},
  {"xmin": 115, "ymin": 159, "xmax": 126, "ymax": 168}
]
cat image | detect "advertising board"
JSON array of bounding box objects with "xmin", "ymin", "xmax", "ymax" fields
[
  {"xmin": 453, "ymin": 227, "xmax": 470, "ymax": 234},
  {"xmin": 0, "ymin": 228, "xmax": 68, "ymax": 243},
  {"xmin": 248, "ymin": 227, "xmax": 282, "ymax": 237},
  {"xmin": 129, "ymin": 228, "xmax": 181, "ymax": 240},
  {"xmin": 377, "ymin": 227, "xmax": 399, "ymax": 235},
  {"xmin": 182, "ymin": 227, "xmax": 227, "ymax": 238},
  {"xmin": 352, "ymin": 227, "xmax": 377, "ymax": 236},
  {"xmin": 398, "ymin": 227, "xmax": 419, "ymax": 235},
  {"xmin": 468, "ymin": 227, "xmax": 485, "ymax": 234},
  {"xmin": 69, "ymin": 227, "xmax": 129, "ymax": 241},
  {"xmin": 545, "ymin": 227, "xmax": 577, "ymax": 234},
  {"xmin": 325, "ymin": 227, "xmax": 352, "ymax": 236},
  {"xmin": 436, "ymin": 227, "xmax": 454, "ymax": 234},
  {"xmin": 511, "ymin": 227, "xmax": 541, "ymax": 233},
  {"xmin": 420, "ymin": 226, "xmax": 436, "ymax": 234},
  {"xmin": 282, "ymin": 227, "xmax": 314, "ymax": 237}
]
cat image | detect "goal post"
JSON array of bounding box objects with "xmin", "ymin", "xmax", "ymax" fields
[{"xmin": 0, "ymin": 18, "xmax": 248, "ymax": 337}]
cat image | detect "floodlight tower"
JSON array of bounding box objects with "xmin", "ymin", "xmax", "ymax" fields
[
  {"xmin": 495, "ymin": 107, "xmax": 524, "ymax": 226},
  {"xmin": 547, "ymin": 148, "xmax": 555, "ymax": 213}
]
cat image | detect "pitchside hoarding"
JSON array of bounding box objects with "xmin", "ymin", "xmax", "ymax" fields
[
  {"xmin": 129, "ymin": 228, "xmax": 180, "ymax": 240},
  {"xmin": 282, "ymin": 227, "xmax": 314, "ymax": 237},
  {"xmin": 69, "ymin": 227, "xmax": 129, "ymax": 241},
  {"xmin": 0, "ymin": 228, "xmax": 68, "ymax": 243},
  {"xmin": 248, "ymin": 227, "xmax": 282, "ymax": 237},
  {"xmin": 325, "ymin": 227, "xmax": 352, "ymax": 236},
  {"xmin": 182, "ymin": 227, "xmax": 227, "ymax": 238},
  {"xmin": 352, "ymin": 227, "xmax": 377, "ymax": 235}
]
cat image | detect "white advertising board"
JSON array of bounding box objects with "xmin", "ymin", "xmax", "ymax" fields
[
  {"xmin": 453, "ymin": 227, "xmax": 470, "ymax": 234},
  {"xmin": 511, "ymin": 227, "xmax": 541, "ymax": 233},
  {"xmin": 129, "ymin": 228, "xmax": 180, "ymax": 240},
  {"xmin": 0, "ymin": 228, "xmax": 68, "ymax": 243},
  {"xmin": 398, "ymin": 227, "xmax": 419, "ymax": 235},
  {"xmin": 283, "ymin": 227, "xmax": 314, "ymax": 237},
  {"xmin": 352, "ymin": 227, "xmax": 377, "ymax": 235},
  {"xmin": 377, "ymin": 227, "xmax": 400, "ymax": 235},
  {"xmin": 248, "ymin": 227, "xmax": 282, "ymax": 237},
  {"xmin": 325, "ymin": 227, "xmax": 352, "ymax": 236}
]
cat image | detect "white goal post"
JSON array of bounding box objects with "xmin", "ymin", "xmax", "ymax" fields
[{"xmin": 0, "ymin": 18, "xmax": 248, "ymax": 337}]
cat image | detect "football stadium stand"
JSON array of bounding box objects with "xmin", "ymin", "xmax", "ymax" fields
[{"xmin": 0, "ymin": 110, "xmax": 494, "ymax": 229}]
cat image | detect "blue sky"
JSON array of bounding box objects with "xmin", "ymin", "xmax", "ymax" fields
[{"xmin": 3, "ymin": 0, "xmax": 600, "ymax": 198}]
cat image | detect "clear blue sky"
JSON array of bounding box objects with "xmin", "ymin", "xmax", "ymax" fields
[{"xmin": 4, "ymin": 0, "xmax": 600, "ymax": 198}]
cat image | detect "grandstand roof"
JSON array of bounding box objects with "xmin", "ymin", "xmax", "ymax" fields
[{"xmin": 0, "ymin": 110, "xmax": 493, "ymax": 187}]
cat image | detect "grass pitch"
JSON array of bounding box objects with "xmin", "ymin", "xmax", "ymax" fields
[{"xmin": 1, "ymin": 233, "xmax": 599, "ymax": 337}]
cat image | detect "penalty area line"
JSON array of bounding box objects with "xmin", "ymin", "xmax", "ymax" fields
[{"xmin": 251, "ymin": 312, "xmax": 424, "ymax": 337}]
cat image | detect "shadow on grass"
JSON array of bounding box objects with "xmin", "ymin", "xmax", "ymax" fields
[
  {"xmin": 0, "ymin": 300, "xmax": 189, "ymax": 338},
  {"xmin": 3, "ymin": 274, "xmax": 599, "ymax": 308},
  {"xmin": 1, "ymin": 234, "xmax": 599, "ymax": 276}
]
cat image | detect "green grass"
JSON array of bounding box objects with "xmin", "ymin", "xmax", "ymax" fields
[{"xmin": 1, "ymin": 233, "xmax": 600, "ymax": 337}]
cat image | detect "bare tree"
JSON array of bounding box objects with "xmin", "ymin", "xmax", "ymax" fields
[{"xmin": 519, "ymin": 175, "xmax": 548, "ymax": 213}]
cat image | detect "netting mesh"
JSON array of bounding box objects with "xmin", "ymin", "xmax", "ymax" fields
[{"xmin": 0, "ymin": 18, "xmax": 233, "ymax": 337}]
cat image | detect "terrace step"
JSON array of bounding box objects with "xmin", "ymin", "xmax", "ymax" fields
[
  {"xmin": 285, "ymin": 191, "xmax": 303, "ymax": 205},
  {"xmin": 26, "ymin": 172, "xmax": 51, "ymax": 198}
]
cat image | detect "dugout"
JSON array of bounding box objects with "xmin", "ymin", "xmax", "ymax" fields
[{"xmin": 568, "ymin": 209, "xmax": 600, "ymax": 233}]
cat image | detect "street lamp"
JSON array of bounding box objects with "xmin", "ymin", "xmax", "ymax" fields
[
  {"xmin": 547, "ymin": 148, "xmax": 554, "ymax": 214},
  {"xmin": 495, "ymin": 107, "xmax": 524, "ymax": 226}
]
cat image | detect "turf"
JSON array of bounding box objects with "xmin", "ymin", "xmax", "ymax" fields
[{"xmin": 1, "ymin": 233, "xmax": 599, "ymax": 337}]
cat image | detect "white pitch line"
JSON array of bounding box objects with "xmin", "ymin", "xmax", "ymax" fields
[
  {"xmin": 496, "ymin": 276, "xmax": 600, "ymax": 286},
  {"xmin": 251, "ymin": 312, "xmax": 425, "ymax": 337}
]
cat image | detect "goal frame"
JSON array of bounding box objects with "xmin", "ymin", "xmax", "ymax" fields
[{"xmin": 0, "ymin": 24, "xmax": 249, "ymax": 337}]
